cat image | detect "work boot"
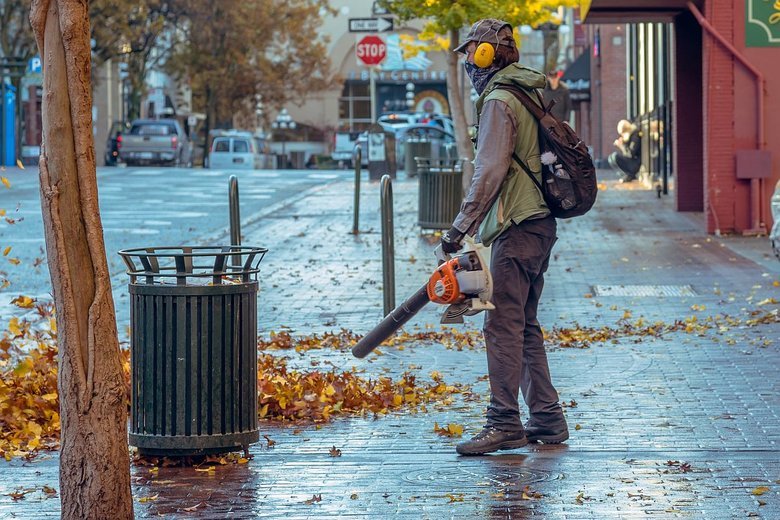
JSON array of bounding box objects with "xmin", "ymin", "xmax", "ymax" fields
[
  {"xmin": 455, "ymin": 427, "xmax": 528, "ymax": 456},
  {"xmin": 524, "ymin": 422, "xmax": 569, "ymax": 444}
]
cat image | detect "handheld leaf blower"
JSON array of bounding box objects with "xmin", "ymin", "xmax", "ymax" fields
[{"xmin": 351, "ymin": 244, "xmax": 494, "ymax": 358}]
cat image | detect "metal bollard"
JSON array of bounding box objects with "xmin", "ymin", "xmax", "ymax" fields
[
  {"xmin": 352, "ymin": 146, "xmax": 361, "ymax": 235},
  {"xmin": 229, "ymin": 175, "xmax": 241, "ymax": 267},
  {"xmin": 380, "ymin": 174, "xmax": 395, "ymax": 316}
]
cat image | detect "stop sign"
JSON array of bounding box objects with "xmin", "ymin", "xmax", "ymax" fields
[{"xmin": 356, "ymin": 35, "xmax": 387, "ymax": 66}]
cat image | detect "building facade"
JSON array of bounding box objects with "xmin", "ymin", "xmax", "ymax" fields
[{"xmin": 585, "ymin": 0, "xmax": 780, "ymax": 234}]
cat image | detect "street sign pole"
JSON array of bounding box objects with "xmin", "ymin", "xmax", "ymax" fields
[{"xmin": 370, "ymin": 66, "xmax": 376, "ymax": 123}]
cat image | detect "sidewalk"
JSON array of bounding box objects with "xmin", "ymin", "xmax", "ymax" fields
[{"xmin": 2, "ymin": 171, "xmax": 780, "ymax": 518}]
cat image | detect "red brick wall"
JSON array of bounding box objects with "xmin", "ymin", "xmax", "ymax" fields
[
  {"xmin": 703, "ymin": 0, "xmax": 739, "ymax": 233},
  {"xmin": 732, "ymin": 0, "xmax": 780, "ymax": 232},
  {"xmin": 589, "ymin": 24, "xmax": 628, "ymax": 163}
]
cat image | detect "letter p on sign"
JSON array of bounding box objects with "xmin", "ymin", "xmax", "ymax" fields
[{"xmin": 356, "ymin": 35, "xmax": 387, "ymax": 66}]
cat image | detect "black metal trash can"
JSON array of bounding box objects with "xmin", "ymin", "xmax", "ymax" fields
[
  {"xmin": 118, "ymin": 246, "xmax": 267, "ymax": 456},
  {"xmin": 404, "ymin": 139, "xmax": 432, "ymax": 177},
  {"xmin": 416, "ymin": 158, "xmax": 464, "ymax": 230}
]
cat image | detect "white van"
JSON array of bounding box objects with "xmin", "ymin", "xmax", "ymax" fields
[{"xmin": 207, "ymin": 133, "xmax": 265, "ymax": 169}]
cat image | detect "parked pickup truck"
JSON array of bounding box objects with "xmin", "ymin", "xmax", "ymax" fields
[{"xmin": 120, "ymin": 119, "xmax": 192, "ymax": 167}]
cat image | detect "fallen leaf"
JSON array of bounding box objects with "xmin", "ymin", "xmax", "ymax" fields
[
  {"xmin": 138, "ymin": 494, "xmax": 159, "ymax": 503},
  {"xmin": 11, "ymin": 295, "xmax": 35, "ymax": 309},
  {"xmin": 1, "ymin": 177, "xmax": 10, "ymax": 189},
  {"xmin": 2, "ymin": 246, "xmax": 10, "ymax": 256},
  {"xmin": 751, "ymin": 486, "xmax": 770, "ymax": 496},
  {"xmin": 433, "ymin": 422, "xmax": 463, "ymax": 437},
  {"xmin": 7, "ymin": 489, "xmax": 33, "ymax": 500},
  {"xmin": 329, "ymin": 446, "xmax": 342, "ymax": 457},
  {"xmin": 304, "ymin": 493, "xmax": 322, "ymax": 505}
]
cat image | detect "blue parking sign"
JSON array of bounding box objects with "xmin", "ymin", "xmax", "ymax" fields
[{"xmin": 27, "ymin": 56, "xmax": 42, "ymax": 74}]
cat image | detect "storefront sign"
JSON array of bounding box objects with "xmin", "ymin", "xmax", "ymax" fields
[
  {"xmin": 746, "ymin": 0, "xmax": 780, "ymax": 47},
  {"xmin": 347, "ymin": 70, "xmax": 448, "ymax": 82}
]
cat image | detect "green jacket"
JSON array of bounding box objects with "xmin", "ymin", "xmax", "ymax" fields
[{"xmin": 475, "ymin": 65, "xmax": 549, "ymax": 246}]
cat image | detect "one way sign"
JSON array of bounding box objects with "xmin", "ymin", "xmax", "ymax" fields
[{"xmin": 348, "ymin": 17, "xmax": 393, "ymax": 33}]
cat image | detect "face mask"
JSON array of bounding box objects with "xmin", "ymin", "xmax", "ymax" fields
[{"xmin": 465, "ymin": 61, "xmax": 499, "ymax": 95}]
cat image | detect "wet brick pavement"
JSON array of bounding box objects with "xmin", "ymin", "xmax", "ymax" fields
[{"xmin": 2, "ymin": 171, "xmax": 780, "ymax": 518}]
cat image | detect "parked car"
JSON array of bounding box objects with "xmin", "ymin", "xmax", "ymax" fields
[
  {"xmin": 207, "ymin": 132, "xmax": 267, "ymax": 169},
  {"xmin": 357, "ymin": 124, "xmax": 456, "ymax": 168},
  {"xmin": 377, "ymin": 112, "xmax": 423, "ymax": 130},
  {"xmin": 770, "ymin": 179, "xmax": 780, "ymax": 259},
  {"xmin": 378, "ymin": 112, "xmax": 455, "ymax": 135},
  {"xmin": 395, "ymin": 124, "xmax": 456, "ymax": 167},
  {"xmin": 104, "ymin": 121, "xmax": 129, "ymax": 166},
  {"xmin": 120, "ymin": 119, "xmax": 192, "ymax": 167}
]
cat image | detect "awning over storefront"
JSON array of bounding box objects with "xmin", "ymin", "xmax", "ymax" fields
[
  {"xmin": 562, "ymin": 51, "xmax": 591, "ymax": 102},
  {"xmin": 580, "ymin": 0, "xmax": 699, "ymax": 23}
]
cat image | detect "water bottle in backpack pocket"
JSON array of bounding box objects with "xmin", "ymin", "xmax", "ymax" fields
[{"xmin": 544, "ymin": 163, "xmax": 577, "ymax": 211}]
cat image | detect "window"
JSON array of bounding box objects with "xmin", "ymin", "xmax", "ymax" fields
[
  {"xmin": 339, "ymin": 81, "xmax": 371, "ymax": 131},
  {"xmin": 130, "ymin": 123, "xmax": 172, "ymax": 136},
  {"xmin": 213, "ymin": 139, "xmax": 230, "ymax": 152},
  {"xmin": 233, "ymin": 139, "xmax": 249, "ymax": 153}
]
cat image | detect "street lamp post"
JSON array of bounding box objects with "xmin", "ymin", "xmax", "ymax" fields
[{"xmin": 271, "ymin": 108, "xmax": 296, "ymax": 169}]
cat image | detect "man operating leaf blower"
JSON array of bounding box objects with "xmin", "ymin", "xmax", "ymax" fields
[
  {"xmin": 445, "ymin": 18, "xmax": 569, "ymax": 455},
  {"xmin": 352, "ymin": 19, "xmax": 569, "ymax": 455}
]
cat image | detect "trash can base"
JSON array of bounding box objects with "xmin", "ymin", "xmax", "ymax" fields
[{"xmin": 131, "ymin": 430, "xmax": 260, "ymax": 456}]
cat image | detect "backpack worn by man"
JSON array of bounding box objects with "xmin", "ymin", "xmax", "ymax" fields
[{"xmin": 497, "ymin": 83, "xmax": 597, "ymax": 219}]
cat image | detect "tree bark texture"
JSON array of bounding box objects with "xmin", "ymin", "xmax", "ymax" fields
[
  {"xmin": 446, "ymin": 28, "xmax": 475, "ymax": 192},
  {"xmin": 29, "ymin": 1, "xmax": 134, "ymax": 518}
]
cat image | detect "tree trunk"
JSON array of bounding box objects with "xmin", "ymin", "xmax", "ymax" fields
[
  {"xmin": 29, "ymin": 1, "xmax": 133, "ymax": 518},
  {"xmin": 203, "ymin": 85, "xmax": 214, "ymax": 162},
  {"xmin": 445, "ymin": 28, "xmax": 475, "ymax": 192},
  {"xmin": 127, "ymin": 52, "xmax": 147, "ymax": 121}
]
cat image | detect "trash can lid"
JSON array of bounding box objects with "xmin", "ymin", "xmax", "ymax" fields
[{"xmin": 118, "ymin": 245, "xmax": 267, "ymax": 286}]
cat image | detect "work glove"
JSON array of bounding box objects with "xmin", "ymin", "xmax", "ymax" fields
[{"xmin": 440, "ymin": 227, "xmax": 465, "ymax": 255}]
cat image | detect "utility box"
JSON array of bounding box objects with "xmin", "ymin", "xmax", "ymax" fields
[
  {"xmin": 119, "ymin": 245, "xmax": 267, "ymax": 456},
  {"xmin": 367, "ymin": 124, "xmax": 396, "ymax": 180},
  {"xmin": 1, "ymin": 84, "xmax": 15, "ymax": 167}
]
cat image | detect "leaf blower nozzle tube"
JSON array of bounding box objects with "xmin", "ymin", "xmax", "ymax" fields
[{"xmin": 351, "ymin": 285, "xmax": 431, "ymax": 358}]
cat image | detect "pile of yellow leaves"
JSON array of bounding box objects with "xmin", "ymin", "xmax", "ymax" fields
[
  {"xmin": 257, "ymin": 354, "xmax": 462, "ymax": 421},
  {"xmin": 0, "ymin": 306, "xmax": 60, "ymax": 460}
]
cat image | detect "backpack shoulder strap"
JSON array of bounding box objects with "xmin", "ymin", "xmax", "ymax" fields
[
  {"xmin": 495, "ymin": 84, "xmax": 546, "ymax": 122},
  {"xmin": 512, "ymin": 151, "xmax": 544, "ymax": 192}
]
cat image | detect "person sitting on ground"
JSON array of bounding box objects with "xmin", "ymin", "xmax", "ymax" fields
[{"xmin": 608, "ymin": 119, "xmax": 641, "ymax": 182}]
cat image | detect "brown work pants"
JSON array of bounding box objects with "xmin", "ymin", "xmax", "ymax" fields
[{"xmin": 483, "ymin": 215, "xmax": 564, "ymax": 432}]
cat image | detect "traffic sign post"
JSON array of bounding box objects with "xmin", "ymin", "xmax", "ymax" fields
[{"xmin": 356, "ymin": 35, "xmax": 387, "ymax": 124}]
